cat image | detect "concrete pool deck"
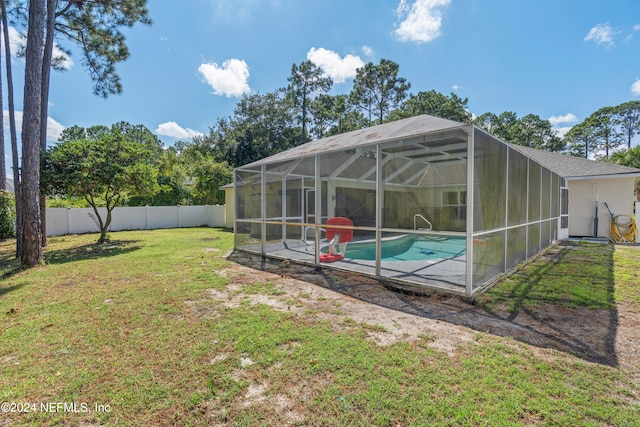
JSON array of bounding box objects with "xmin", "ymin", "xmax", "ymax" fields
[{"xmin": 239, "ymin": 239, "xmax": 468, "ymax": 294}]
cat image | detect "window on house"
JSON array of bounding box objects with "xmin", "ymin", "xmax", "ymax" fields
[{"xmin": 443, "ymin": 190, "xmax": 467, "ymax": 220}]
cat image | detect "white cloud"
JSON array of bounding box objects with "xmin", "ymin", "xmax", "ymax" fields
[
  {"xmin": 631, "ymin": 79, "xmax": 640, "ymax": 96},
  {"xmin": 198, "ymin": 59, "xmax": 250, "ymax": 97},
  {"xmin": 6, "ymin": 27, "xmax": 25, "ymax": 56},
  {"xmin": 554, "ymin": 126, "xmax": 572, "ymax": 139},
  {"xmin": 47, "ymin": 116, "xmax": 65, "ymax": 141},
  {"xmin": 362, "ymin": 46, "xmax": 374, "ymax": 57},
  {"xmin": 394, "ymin": 0, "xmax": 451, "ymax": 44},
  {"xmin": 451, "ymin": 85, "xmax": 461, "ymax": 91},
  {"xmin": 52, "ymin": 45, "xmax": 73, "ymax": 70},
  {"xmin": 6, "ymin": 26, "xmax": 73, "ymax": 70},
  {"xmin": 214, "ymin": 0, "xmax": 252, "ymax": 20},
  {"xmin": 548, "ymin": 113, "xmax": 577, "ymax": 139},
  {"xmin": 307, "ymin": 47, "xmax": 364, "ymax": 83},
  {"xmin": 3, "ymin": 110, "xmax": 64, "ymax": 142},
  {"xmin": 155, "ymin": 122, "xmax": 204, "ymax": 139},
  {"xmin": 213, "ymin": 0, "xmax": 281, "ymax": 20},
  {"xmin": 625, "ymin": 25, "xmax": 640, "ymax": 42},
  {"xmin": 548, "ymin": 113, "xmax": 578, "ymax": 126},
  {"xmin": 584, "ymin": 22, "xmax": 620, "ymax": 48}
]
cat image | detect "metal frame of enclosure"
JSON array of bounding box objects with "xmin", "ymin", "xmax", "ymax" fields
[{"xmin": 233, "ymin": 115, "xmax": 565, "ymax": 297}]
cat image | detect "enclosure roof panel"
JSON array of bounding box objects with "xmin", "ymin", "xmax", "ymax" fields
[
  {"xmin": 510, "ymin": 144, "xmax": 640, "ymax": 178},
  {"xmin": 240, "ymin": 115, "xmax": 465, "ymax": 168}
]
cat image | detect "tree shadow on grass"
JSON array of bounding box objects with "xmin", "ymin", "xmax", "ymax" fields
[
  {"xmin": 0, "ymin": 239, "xmax": 144, "ymax": 279},
  {"xmin": 0, "ymin": 283, "xmax": 25, "ymax": 299},
  {"xmin": 228, "ymin": 241, "xmax": 620, "ymax": 367},
  {"xmin": 0, "ymin": 247, "xmax": 25, "ymax": 281},
  {"xmin": 44, "ymin": 239, "xmax": 143, "ymax": 265},
  {"xmin": 470, "ymin": 240, "xmax": 618, "ymax": 366}
]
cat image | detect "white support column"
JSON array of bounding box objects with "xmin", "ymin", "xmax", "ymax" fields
[
  {"xmin": 525, "ymin": 160, "xmax": 530, "ymax": 256},
  {"xmin": 465, "ymin": 125, "xmax": 475, "ymax": 298},
  {"xmin": 261, "ymin": 165, "xmax": 267, "ymax": 254},
  {"xmin": 504, "ymin": 147, "xmax": 510, "ymax": 271},
  {"xmin": 232, "ymin": 171, "xmax": 237, "ymax": 246},
  {"xmin": 375, "ymin": 143, "xmax": 383, "ymax": 276},
  {"xmin": 301, "ymin": 177, "xmax": 305, "ymax": 223},
  {"xmin": 539, "ymin": 167, "xmax": 543, "ymax": 247},
  {"xmin": 314, "ymin": 155, "xmax": 321, "ymax": 266},
  {"xmin": 282, "ymin": 175, "xmax": 287, "ymax": 241}
]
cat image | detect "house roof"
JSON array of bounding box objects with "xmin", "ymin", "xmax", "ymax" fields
[
  {"xmin": 241, "ymin": 114, "xmax": 466, "ymax": 169},
  {"xmin": 509, "ymin": 144, "xmax": 640, "ymax": 179},
  {"xmin": 235, "ymin": 113, "xmax": 640, "ymax": 181}
]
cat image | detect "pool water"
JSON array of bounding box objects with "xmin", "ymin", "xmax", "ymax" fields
[{"xmin": 332, "ymin": 234, "xmax": 466, "ymax": 261}]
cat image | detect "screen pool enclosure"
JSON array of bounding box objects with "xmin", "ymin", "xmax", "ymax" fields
[{"xmin": 233, "ymin": 115, "xmax": 565, "ymax": 297}]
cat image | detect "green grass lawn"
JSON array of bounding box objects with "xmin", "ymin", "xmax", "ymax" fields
[
  {"xmin": 476, "ymin": 241, "xmax": 640, "ymax": 312},
  {"xmin": 0, "ymin": 229, "xmax": 638, "ymax": 426}
]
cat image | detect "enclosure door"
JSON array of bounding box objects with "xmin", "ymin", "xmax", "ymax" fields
[
  {"xmin": 305, "ymin": 189, "xmax": 315, "ymax": 224},
  {"xmin": 559, "ymin": 187, "xmax": 569, "ymax": 239}
]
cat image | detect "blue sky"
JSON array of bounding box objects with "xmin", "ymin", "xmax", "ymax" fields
[{"xmin": 4, "ymin": 0, "xmax": 640, "ymax": 155}]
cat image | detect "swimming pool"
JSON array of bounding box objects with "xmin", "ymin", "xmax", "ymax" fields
[{"xmin": 324, "ymin": 234, "xmax": 466, "ymax": 261}]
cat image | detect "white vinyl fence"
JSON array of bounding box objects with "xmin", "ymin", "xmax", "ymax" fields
[{"xmin": 46, "ymin": 205, "xmax": 226, "ymax": 237}]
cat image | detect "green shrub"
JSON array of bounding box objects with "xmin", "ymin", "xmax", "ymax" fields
[{"xmin": 0, "ymin": 190, "xmax": 16, "ymax": 239}]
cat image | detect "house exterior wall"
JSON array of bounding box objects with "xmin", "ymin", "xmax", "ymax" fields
[
  {"xmin": 224, "ymin": 188, "xmax": 234, "ymax": 229},
  {"xmin": 567, "ymin": 177, "xmax": 636, "ymax": 239},
  {"xmin": 637, "ymin": 202, "xmax": 640, "ymax": 243}
]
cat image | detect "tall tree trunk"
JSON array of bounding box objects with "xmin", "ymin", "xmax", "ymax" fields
[
  {"xmin": 39, "ymin": 0, "xmax": 56, "ymax": 247},
  {"xmin": 2, "ymin": 0, "xmax": 23, "ymax": 258},
  {"xmin": 21, "ymin": 0, "xmax": 46, "ymax": 267},
  {"xmin": 0, "ymin": 11, "xmax": 5, "ymax": 190}
]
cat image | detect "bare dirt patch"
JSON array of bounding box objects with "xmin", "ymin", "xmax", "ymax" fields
[
  {"xmin": 209, "ymin": 260, "xmax": 477, "ymax": 356},
  {"xmin": 223, "ymin": 249, "xmax": 640, "ymax": 378},
  {"xmin": 238, "ymin": 382, "xmax": 305, "ymax": 424}
]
